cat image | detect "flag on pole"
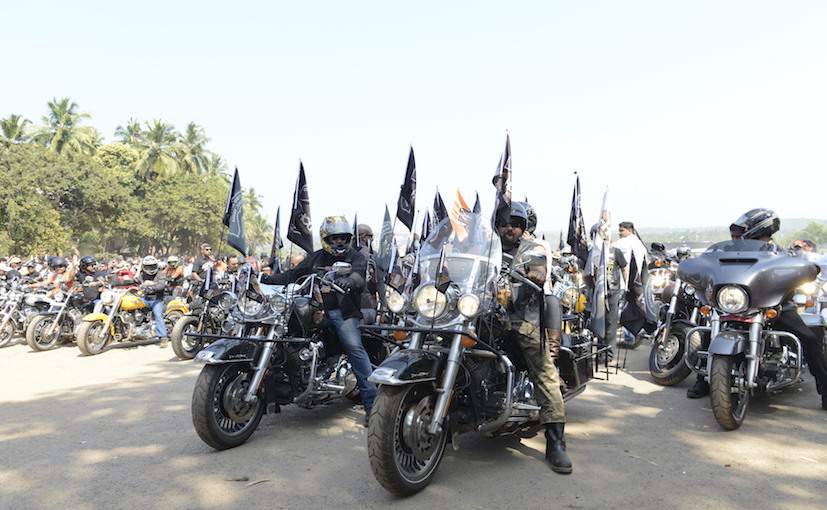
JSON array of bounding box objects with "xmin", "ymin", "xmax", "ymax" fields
[
  {"xmin": 421, "ymin": 210, "xmax": 432, "ymax": 243},
  {"xmin": 287, "ymin": 162, "xmax": 314, "ymax": 254},
  {"xmin": 351, "ymin": 214, "xmax": 359, "ymax": 249},
  {"xmin": 223, "ymin": 167, "xmax": 247, "ymax": 256},
  {"xmin": 449, "ymin": 189, "xmax": 472, "ymax": 242},
  {"xmin": 473, "ymin": 192, "xmax": 481, "ymax": 214},
  {"xmin": 566, "ymin": 175, "xmax": 589, "ymax": 267},
  {"xmin": 269, "ymin": 206, "xmax": 283, "ymax": 272},
  {"xmin": 433, "ymin": 191, "xmax": 448, "ymax": 224},
  {"xmin": 375, "ymin": 205, "xmax": 395, "ymax": 275},
  {"xmin": 492, "ymin": 133, "xmax": 512, "ymax": 228},
  {"xmin": 396, "ymin": 147, "xmax": 417, "ymax": 231}
]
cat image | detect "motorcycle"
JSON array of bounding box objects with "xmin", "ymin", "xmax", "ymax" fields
[
  {"xmin": 171, "ymin": 281, "xmax": 237, "ymax": 360},
  {"xmin": 25, "ymin": 286, "xmax": 91, "ymax": 351},
  {"xmin": 75, "ymin": 286, "xmax": 188, "ymax": 355},
  {"xmin": 679, "ymin": 239, "xmax": 826, "ymax": 430},
  {"xmin": 190, "ymin": 264, "xmax": 388, "ymax": 450},
  {"xmin": 365, "ymin": 215, "xmax": 595, "ymax": 496},
  {"xmin": 0, "ymin": 285, "xmax": 50, "ymax": 348}
]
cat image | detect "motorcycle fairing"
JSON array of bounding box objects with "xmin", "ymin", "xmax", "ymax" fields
[
  {"xmin": 195, "ymin": 338, "xmax": 260, "ymax": 364},
  {"xmin": 369, "ymin": 349, "xmax": 443, "ymax": 385},
  {"xmin": 82, "ymin": 312, "xmax": 109, "ymax": 322},
  {"xmin": 708, "ymin": 330, "xmax": 747, "ymax": 355}
]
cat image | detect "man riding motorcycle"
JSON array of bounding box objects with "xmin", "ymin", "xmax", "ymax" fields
[
  {"xmin": 687, "ymin": 209, "xmax": 827, "ymax": 409},
  {"xmin": 28, "ymin": 256, "xmax": 73, "ymax": 298},
  {"xmin": 498, "ymin": 202, "xmax": 572, "ymax": 474},
  {"xmin": 121, "ymin": 256, "xmax": 170, "ymax": 347},
  {"xmin": 76, "ymin": 256, "xmax": 108, "ymax": 307},
  {"xmin": 163, "ymin": 256, "xmax": 184, "ymax": 296},
  {"xmin": 261, "ymin": 216, "xmax": 377, "ymax": 424}
]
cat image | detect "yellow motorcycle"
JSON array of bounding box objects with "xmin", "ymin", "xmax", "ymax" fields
[{"xmin": 75, "ymin": 287, "xmax": 188, "ymax": 356}]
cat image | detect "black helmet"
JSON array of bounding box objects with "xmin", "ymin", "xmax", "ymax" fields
[
  {"xmin": 507, "ymin": 202, "xmax": 529, "ymax": 231},
  {"xmin": 79, "ymin": 256, "xmax": 97, "ymax": 273},
  {"xmin": 730, "ymin": 208, "xmax": 780, "ymax": 240},
  {"xmin": 48, "ymin": 256, "xmax": 68, "ymax": 270},
  {"xmin": 518, "ymin": 201, "xmax": 537, "ymax": 234},
  {"xmin": 319, "ymin": 216, "xmax": 353, "ymax": 256}
]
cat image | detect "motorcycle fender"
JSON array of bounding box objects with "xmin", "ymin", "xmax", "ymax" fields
[
  {"xmin": 194, "ymin": 338, "xmax": 259, "ymax": 364},
  {"xmin": 368, "ymin": 349, "xmax": 441, "ymax": 385},
  {"xmin": 165, "ymin": 301, "xmax": 189, "ymax": 315},
  {"xmin": 708, "ymin": 331, "xmax": 747, "ymax": 355},
  {"xmin": 82, "ymin": 312, "xmax": 109, "ymax": 322}
]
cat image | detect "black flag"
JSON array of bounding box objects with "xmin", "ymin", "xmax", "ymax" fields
[
  {"xmin": 287, "ymin": 162, "xmax": 313, "ymax": 254},
  {"xmin": 473, "ymin": 192, "xmax": 481, "ymax": 214},
  {"xmin": 269, "ymin": 206, "xmax": 283, "ymax": 272},
  {"xmin": 558, "ymin": 230, "xmax": 565, "ymax": 251},
  {"xmin": 492, "ymin": 134, "xmax": 512, "ymax": 228},
  {"xmin": 351, "ymin": 214, "xmax": 359, "ymax": 249},
  {"xmin": 567, "ymin": 175, "xmax": 589, "ymax": 267},
  {"xmin": 223, "ymin": 168, "xmax": 247, "ymax": 256},
  {"xmin": 421, "ymin": 210, "xmax": 432, "ymax": 242},
  {"xmin": 433, "ymin": 191, "xmax": 448, "ymax": 224},
  {"xmin": 396, "ymin": 147, "xmax": 416, "ymax": 231}
]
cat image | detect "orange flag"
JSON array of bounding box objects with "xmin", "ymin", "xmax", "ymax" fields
[{"xmin": 449, "ymin": 189, "xmax": 471, "ymax": 241}]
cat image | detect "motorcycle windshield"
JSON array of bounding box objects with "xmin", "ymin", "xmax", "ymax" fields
[
  {"xmin": 418, "ymin": 214, "xmax": 501, "ymax": 297},
  {"xmin": 678, "ymin": 240, "xmax": 819, "ymax": 308}
]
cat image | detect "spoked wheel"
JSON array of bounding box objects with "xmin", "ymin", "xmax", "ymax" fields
[
  {"xmin": 171, "ymin": 316, "xmax": 202, "ymax": 360},
  {"xmin": 0, "ymin": 321, "xmax": 14, "ymax": 348},
  {"xmin": 191, "ymin": 364, "xmax": 264, "ymax": 450},
  {"xmin": 648, "ymin": 324, "xmax": 692, "ymax": 386},
  {"xmin": 709, "ymin": 354, "xmax": 750, "ymax": 430},
  {"xmin": 368, "ymin": 384, "xmax": 448, "ymax": 496},
  {"xmin": 76, "ymin": 320, "xmax": 110, "ymax": 356},
  {"xmin": 26, "ymin": 315, "xmax": 62, "ymax": 351}
]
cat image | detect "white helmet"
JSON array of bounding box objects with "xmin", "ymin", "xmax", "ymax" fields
[{"xmin": 141, "ymin": 256, "xmax": 159, "ymax": 275}]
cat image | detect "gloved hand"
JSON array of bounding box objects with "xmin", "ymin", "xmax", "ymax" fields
[{"xmin": 333, "ymin": 276, "xmax": 354, "ymax": 292}]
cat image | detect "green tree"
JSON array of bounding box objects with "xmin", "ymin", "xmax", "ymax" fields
[
  {"xmin": 115, "ymin": 118, "xmax": 142, "ymax": 145},
  {"xmin": 33, "ymin": 97, "xmax": 96, "ymax": 155},
  {"xmin": 176, "ymin": 122, "xmax": 210, "ymax": 175},
  {"xmin": 0, "ymin": 114, "xmax": 31, "ymax": 144},
  {"xmin": 133, "ymin": 120, "xmax": 180, "ymax": 181}
]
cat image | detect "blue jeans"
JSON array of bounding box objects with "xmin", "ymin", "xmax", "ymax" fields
[
  {"xmin": 141, "ymin": 298, "xmax": 168, "ymax": 338},
  {"xmin": 327, "ymin": 309, "xmax": 377, "ymax": 411}
]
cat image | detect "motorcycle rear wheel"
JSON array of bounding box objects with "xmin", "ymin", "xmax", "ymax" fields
[
  {"xmin": 0, "ymin": 322, "xmax": 14, "ymax": 348},
  {"xmin": 171, "ymin": 316, "xmax": 201, "ymax": 360},
  {"xmin": 709, "ymin": 354, "xmax": 750, "ymax": 430},
  {"xmin": 191, "ymin": 364, "xmax": 264, "ymax": 450},
  {"xmin": 26, "ymin": 315, "xmax": 61, "ymax": 351},
  {"xmin": 76, "ymin": 320, "xmax": 110, "ymax": 356},
  {"xmin": 368, "ymin": 384, "xmax": 448, "ymax": 497},
  {"xmin": 648, "ymin": 323, "xmax": 692, "ymax": 386}
]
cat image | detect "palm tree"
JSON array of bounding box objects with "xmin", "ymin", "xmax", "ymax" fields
[
  {"xmin": 0, "ymin": 114, "xmax": 31, "ymax": 144},
  {"xmin": 133, "ymin": 120, "xmax": 180, "ymax": 180},
  {"xmin": 115, "ymin": 118, "xmax": 143, "ymax": 146},
  {"xmin": 176, "ymin": 122, "xmax": 210, "ymax": 174},
  {"xmin": 204, "ymin": 153, "xmax": 229, "ymax": 179},
  {"xmin": 34, "ymin": 97, "xmax": 91, "ymax": 153}
]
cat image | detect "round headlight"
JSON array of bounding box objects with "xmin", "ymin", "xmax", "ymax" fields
[
  {"xmin": 218, "ymin": 293, "xmax": 237, "ymax": 311},
  {"xmin": 457, "ymin": 294, "xmax": 480, "ymax": 317},
  {"xmin": 100, "ymin": 290, "xmax": 115, "ymax": 306},
  {"xmin": 684, "ymin": 285, "xmax": 696, "ymax": 296},
  {"xmin": 240, "ymin": 298, "xmax": 263, "ymax": 317},
  {"xmin": 386, "ymin": 288, "xmax": 406, "ymax": 314},
  {"xmin": 269, "ymin": 293, "xmax": 288, "ymax": 313},
  {"xmin": 717, "ymin": 286, "xmax": 748, "ymax": 314},
  {"xmin": 414, "ymin": 285, "xmax": 448, "ymax": 319},
  {"xmin": 799, "ymin": 282, "xmax": 817, "ymax": 295}
]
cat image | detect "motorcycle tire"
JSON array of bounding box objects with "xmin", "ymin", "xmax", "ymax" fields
[
  {"xmin": 76, "ymin": 320, "xmax": 110, "ymax": 356},
  {"xmin": 171, "ymin": 316, "xmax": 202, "ymax": 360},
  {"xmin": 26, "ymin": 315, "xmax": 62, "ymax": 351},
  {"xmin": 0, "ymin": 322, "xmax": 14, "ymax": 348},
  {"xmin": 648, "ymin": 323, "xmax": 692, "ymax": 386},
  {"xmin": 191, "ymin": 364, "xmax": 264, "ymax": 450},
  {"xmin": 368, "ymin": 384, "xmax": 448, "ymax": 497},
  {"xmin": 709, "ymin": 354, "xmax": 750, "ymax": 430}
]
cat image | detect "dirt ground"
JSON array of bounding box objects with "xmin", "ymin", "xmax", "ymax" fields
[{"xmin": 1, "ymin": 338, "xmax": 825, "ymax": 510}]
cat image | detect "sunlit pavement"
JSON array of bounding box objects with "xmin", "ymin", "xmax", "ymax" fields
[{"xmin": 1, "ymin": 338, "xmax": 825, "ymax": 510}]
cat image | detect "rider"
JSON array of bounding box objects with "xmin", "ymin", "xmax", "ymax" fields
[
  {"xmin": 687, "ymin": 209, "xmax": 827, "ymax": 409},
  {"xmin": 356, "ymin": 224, "xmax": 379, "ymax": 324},
  {"xmin": 124, "ymin": 256, "xmax": 170, "ymax": 348},
  {"xmin": 261, "ymin": 216, "xmax": 377, "ymax": 425},
  {"xmin": 163, "ymin": 256, "xmax": 185, "ymax": 296},
  {"xmin": 498, "ymin": 203, "xmax": 572, "ymax": 474},
  {"xmin": 29, "ymin": 256, "xmax": 73, "ymax": 298},
  {"xmin": 191, "ymin": 243, "xmax": 215, "ymax": 282},
  {"xmin": 76, "ymin": 256, "xmax": 108, "ymax": 308}
]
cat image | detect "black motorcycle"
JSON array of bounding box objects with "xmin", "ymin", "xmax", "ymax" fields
[
  {"xmin": 189, "ymin": 264, "xmax": 387, "ymax": 450},
  {"xmin": 365, "ymin": 215, "xmax": 595, "ymax": 496},
  {"xmin": 170, "ymin": 281, "xmax": 237, "ymax": 360},
  {"xmin": 26, "ymin": 285, "xmax": 92, "ymax": 351},
  {"xmin": 679, "ymin": 239, "xmax": 826, "ymax": 430}
]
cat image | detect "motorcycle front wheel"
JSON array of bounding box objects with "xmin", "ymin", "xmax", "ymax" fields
[
  {"xmin": 0, "ymin": 321, "xmax": 14, "ymax": 348},
  {"xmin": 368, "ymin": 384, "xmax": 448, "ymax": 497},
  {"xmin": 76, "ymin": 320, "xmax": 111, "ymax": 356},
  {"xmin": 648, "ymin": 323, "xmax": 692, "ymax": 386},
  {"xmin": 709, "ymin": 354, "xmax": 750, "ymax": 430},
  {"xmin": 171, "ymin": 316, "xmax": 202, "ymax": 360},
  {"xmin": 26, "ymin": 315, "xmax": 62, "ymax": 351},
  {"xmin": 191, "ymin": 364, "xmax": 264, "ymax": 450}
]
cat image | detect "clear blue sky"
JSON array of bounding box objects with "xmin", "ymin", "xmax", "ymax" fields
[{"xmin": 3, "ymin": 1, "xmax": 827, "ymax": 235}]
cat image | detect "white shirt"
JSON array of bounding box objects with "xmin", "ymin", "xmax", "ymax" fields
[{"xmin": 614, "ymin": 234, "xmax": 647, "ymax": 284}]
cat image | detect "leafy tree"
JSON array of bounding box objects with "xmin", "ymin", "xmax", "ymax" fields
[
  {"xmin": 115, "ymin": 118, "xmax": 142, "ymax": 145},
  {"xmin": 133, "ymin": 120, "xmax": 180, "ymax": 181},
  {"xmin": 0, "ymin": 114, "xmax": 31, "ymax": 144},
  {"xmin": 176, "ymin": 122, "xmax": 210, "ymax": 175},
  {"xmin": 33, "ymin": 97, "xmax": 93, "ymax": 154}
]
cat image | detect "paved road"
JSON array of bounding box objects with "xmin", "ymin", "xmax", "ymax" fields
[{"xmin": 1, "ymin": 338, "xmax": 826, "ymax": 510}]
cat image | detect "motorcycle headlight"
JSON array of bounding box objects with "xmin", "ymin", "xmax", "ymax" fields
[
  {"xmin": 799, "ymin": 282, "xmax": 817, "ymax": 296},
  {"xmin": 560, "ymin": 286, "xmax": 579, "ymax": 309},
  {"xmin": 457, "ymin": 294, "xmax": 480, "ymax": 318},
  {"xmin": 684, "ymin": 285, "xmax": 696, "ymax": 296},
  {"xmin": 100, "ymin": 290, "xmax": 115, "ymax": 306},
  {"xmin": 386, "ymin": 288, "xmax": 406, "ymax": 314},
  {"xmin": 240, "ymin": 298, "xmax": 263, "ymax": 317},
  {"xmin": 218, "ymin": 293, "xmax": 237, "ymax": 311},
  {"xmin": 716, "ymin": 285, "xmax": 748, "ymax": 314},
  {"xmin": 269, "ymin": 293, "xmax": 288, "ymax": 313},
  {"xmin": 414, "ymin": 284, "xmax": 448, "ymax": 319}
]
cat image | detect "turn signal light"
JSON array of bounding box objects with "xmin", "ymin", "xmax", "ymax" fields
[
  {"xmin": 392, "ymin": 330, "xmax": 409, "ymax": 342},
  {"xmin": 766, "ymin": 309, "xmax": 778, "ymax": 320},
  {"xmin": 699, "ymin": 306, "xmax": 711, "ymax": 317},
  {"xmin": 654, "ymin": 260, "xmax": 664, "ymax": 268},
  {"xmin": 461, "ymin": 335, "xmax": 477, "ymax": 348}
]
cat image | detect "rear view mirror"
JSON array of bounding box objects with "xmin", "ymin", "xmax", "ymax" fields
[{"xmin": 651, "ymin": 242, "xmax": 665, "ymax": 252}]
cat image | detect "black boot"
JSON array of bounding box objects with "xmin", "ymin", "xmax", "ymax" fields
[
  {"xmin": 686, "ymin": 376, "xmax": 709, "ymax": 399},
  {"xmin": 545, "ymin": 423, "xmax": 572, "ymax": 474}
]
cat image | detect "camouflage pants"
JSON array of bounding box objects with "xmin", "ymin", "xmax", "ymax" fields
[{"xmin": 514, "ymin": 325, "xmax": 566, "ymax": 424}]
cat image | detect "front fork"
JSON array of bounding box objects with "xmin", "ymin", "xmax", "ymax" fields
[
  {"xmin": 746, "ymin": 315, "xmax": 763, "ymax": 388},
  {"xmin": 428, "ymin": 333, "xmax": 463, "ymax": 435},
  {"xmin": 659, "ymin": 277, "xmax": 681, "ymax": 344},
  {"xmin": 243, "ymin": 326, "xmax": 278, "ymax": 403}
]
